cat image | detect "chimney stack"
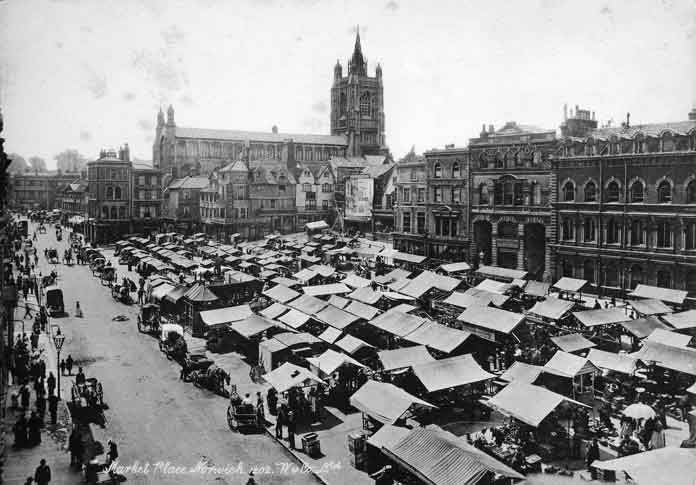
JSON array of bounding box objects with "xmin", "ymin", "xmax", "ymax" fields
[
  {"xmin": 563, "ymin": 103, "xmax": 568, "ymax": 122},
  {"xmin": 272, "ymin": 125, "xmax": 278, "ymax": 134},
  {"xmin": 626, "ymin": 113, "xmax": 630, "ymax": 128},
  {"xmin": 488, "ymin": 124, "xmax": 494, "ymax": 133}
]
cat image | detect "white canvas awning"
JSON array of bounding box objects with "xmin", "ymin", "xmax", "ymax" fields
[{"xmin": 629, "ymin": 284, "xmax": 687, "ymax": 305}]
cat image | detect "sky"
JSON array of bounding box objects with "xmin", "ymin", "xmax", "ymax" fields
[{"xmin": 0, "ymin": 0, "xmax": 695, "ymax": 168}]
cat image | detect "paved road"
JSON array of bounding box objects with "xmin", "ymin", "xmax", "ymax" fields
[{"xmin": 32, "ymin": 223, "xmax": 319, "ymax": 485}]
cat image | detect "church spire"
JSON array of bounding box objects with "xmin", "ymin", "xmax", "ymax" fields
[{"xmin": 349, "ymin": 25, "xmax": 366, "ymax": 76}]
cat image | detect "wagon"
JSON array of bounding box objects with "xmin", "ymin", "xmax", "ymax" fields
[
  {"xmin": 137, "ymin": 303, "xmax": 160, "ymax": 334},
  {"xmin": 45, "ymin": 286, "xmax": 64, "ymax": 316},
  {"xmin": 227, "ymin": 391, "xmax": 260, "ymax": 432}
]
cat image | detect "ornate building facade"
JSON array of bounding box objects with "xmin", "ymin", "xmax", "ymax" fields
[
  {"xmin": 392, "ymin": 150, "xmax": 428, "ymax": 255},
  {"xmin": 469, "ymin": 122, "xmax": 558, "ymax": 281},
  {"xmin": 552, "ymin": 107, "xmax": 696, "ymax": 296},
  {"xmin": 330, "ymin": 30, "xmax": 388, "ymax": 157}
]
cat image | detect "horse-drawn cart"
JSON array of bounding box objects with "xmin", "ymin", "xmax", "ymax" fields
[
  {"xmin": 190, "ymin": 364, "xmax": 230, "ymax": 397},
  {"xmin": 137, "ymin": 303, "xmax": 160, "ymax": 334},
  {"xmin": 70, "ymin": 377, "xmax": 106, "ymax": 426},
  {"xmin": 227, "ymin": 387, "xmax": 260, "ymax": 432},
  {"xmin": 47, "ymin": 248, "xmax": 59, "ymax": 264},
  {"xmin": 110, "ymin": 283, "xmax": 133, "ymax": 304}
]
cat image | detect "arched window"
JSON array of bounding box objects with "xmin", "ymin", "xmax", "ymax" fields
[
  {"xmin": 656, "ymin": 221, "xmax": 672, "ymax": 247},
  {"xmin": 434, "ymin": 162, "xmax": 442, "ymax": 178},
  {"xmin": 657, "ymin": 269, "xmax": 672, "ymax": 288},
  {"xmin": 561, "ymin": 218, "xmax": 573, "ymax": 241},
  {"xmin": 584, "ymin": 181, "xmax": 597, "ymax": 202},
  {"xmin": 452, "ymin": 162, "xmax": 460, "ymax": 178},
  {"xmin": 503, "ymin": 181, "xmax": 514, "ymax": 205},
  {"xmin": 478, "ymin": 184, "xmax": 489, "ymax": 205},
  {"xmin": 630, "ymin": 181, "xmax": 644, "ymax": 203},
  {"xmin": 106, "ymin": 186, "xmax": 113, "ymax": 199},
  {"xmin": 583, "ymin": 260, "xmax": 595, "ymax": 284},
  {"xmin": 606, "ymin": 219, "xmax": 619, "ymax": 244},
  {"xmin": 110, "ymin": 207, "xmax": 117, "ymax": 219},
  {"xmin": 606, "ymin": 181, "xmax": 620, "ymax": 202},
  {"xmin": 657, "ymin": 181, "xmax": 672, "ymax": 203},
  {"xmin": 563, "ymin": 181, "xmax": 575, "ymax": 202},
  {"xmin": 339, "ymin": 92, "xmax": 346, "ymax": 114},
  {"xmin": 114, "ymin": 187, "xmax": 122, "ymax": 200},
  {"xmin": 359, "ymin": 92, "xmax": 371, "ymax": 116},
  {"xmin": 583, "ymin": 217, "xmax": 596, "ymax": 242},
  {"xmin": 687, "ymin": 180, "xmax": 696, "ymax": 203},
  {"xmin": 119, "ymin": 207, "xmax": 126, "ymax": 219}
]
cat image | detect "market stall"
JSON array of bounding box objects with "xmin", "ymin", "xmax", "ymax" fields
[{"xmin": 350, "ymin": 380, "xmax": 436, "ymax": 429}]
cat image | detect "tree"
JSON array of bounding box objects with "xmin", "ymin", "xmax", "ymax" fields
[
  {"xmin": 6, "ymin": 153, "xmax": 28, "ymax": 174},
  {"xmin": 28, "ymin": 156, "xmax": 47, "ymax": 173},
  {"xmin": 54, "ymin": 149, "xmax": 87, "ymax": 174}
]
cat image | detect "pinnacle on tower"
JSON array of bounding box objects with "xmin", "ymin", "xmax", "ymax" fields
[{"xmin": 349, "ymin": 25, "xmax": 366, "ymax": 77}]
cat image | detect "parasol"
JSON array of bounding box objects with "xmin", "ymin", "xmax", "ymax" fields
[{"xmin": 622, "ymin": 403, "xmax": 656, "ymax": 420}]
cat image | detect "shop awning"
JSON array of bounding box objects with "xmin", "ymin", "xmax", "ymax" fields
[
  {"xmin": 629, "ymin": 284, "xmax": 687, "ymax": 305},
  {"xmin": 553, "ymin": 277, "xmax": 588, "ymax": 293},
  {"xmin": 475, "ymin": 265, "xmax": 527, "ymax": 282},
  {"xmin": 260, "ymin": 302, "xmax": 290, "ymax": 320},
  {"xmin": 314, "ymin": 305, "xmax": 361, "ymax": 330},
  {"xmin": 348, "ymin": 286, "xmax": 382, "ymax": 305},
  {"xmin": 370, "ymin": 311, "xmax": 427, "ymax": 337},
  {"xmin": 485, "ymin": 383, "xmax": 589, "ymax": 427},
  {"xmin": 342, "ymin": 274, "xmax": 372, "ymax": 289},
  {"xmin": 499, "ymin": 362, "xmax": 543, "ymax": 384},
  {"xmin": 412, "ymin": 354, "xmax": 494, "ymax": 393},
  {"xmin": 457, "ymin": 306, "xmax": 525, "ymax": 335},
  {"xmin": 646, "ymin": 328, "xmax": 692, "ymax": 348},
  {"xmin": 573, "ymin": 308, "xmax": 631, "ymax": 327},
  {"xmin": 350, "ymin": 380, "xmax": 436, "ymax": 424},
  {"xmin": 621, "ymin": 316, "xmax": 671, "ymax": 339},
  {"xmin": 263, "ymin": 284, "xmax": 300, "ymax": 304},
  {"xmin": 542, "ymin": 350, "xmax": 599, "ymax": 378},
  {"xmin": 335, "ymin": 334, "xmax": 374, "ymax": 355},
  {"xmin": 437, "ymin": 261, "xmax": 471, "ymax": 274},
  {"xmin": 528, "ymin": 297, "xmax": 575, "ymax": 321},
  {"xmin": 344, "ymin": 300, "xmax": 380, "ymax": 321},
  {"xmin": 378, "ymin": 346, "xmax": 435, "ymax": 371},
  {"xmin": 288, "ymin": 294, "xmax": 328, "ymax": 315},
  {"xmin": 392, "ymin": 251, "xmax": 427, "ymax": 264},
  {"xmin": 302, "ymin": 283, "xmax": 351, "ymax": 297},
  {"xmin": 550, "ymin": 333, "xmax": 596, "ymax": 353},
  {"xmin": 631, "ymin": 341, "xmax": 696, "ymax": 375},
  {"xmin": 199, "ymin": 304, "xmax": 252, "ymax": 327},
  {"xmin": 262, "ymin": 362, "xmax": 325, "ymax": 393},
  {"xmin": 278, "ymin": 309, "xmax": 312, "ymax": 329},
  {"xmin": 403, "ymin": 322, "xmax": 472, "ymax": 354},
  {"xmin": 327, "ymin": 295, "xmax": 349, "ymax": 309},
  {"xmin": 591, "ymin": 447, "xmax": 696, "ymax": 485},
  {"xmin": 317, "ymin": 326, "xmax": 342, "ymax": 345},
  {"xmin": 629, "ymin": 299, "xmax": 674, "ymax": 316},
  {"xmin": 307, "ymin": 349, "xmax": 366, "ymax": 376},
  {"xmin": 524, "ymin": 281, "xmax": 551, "ymax": 297},
  {"xmin": 586, "ymin": 349, "xmax": 641, "ymax": 375},
  {"xmin": 662, "ymin": 310, "xmax": 696, "ymax": 330},
  {"xmin": 230, "ymin": 314, "xmax": 276, "ymax": 338},
  {"xmin": 272, "ymin": 331, "xmax": 321, "ymax": 348}
]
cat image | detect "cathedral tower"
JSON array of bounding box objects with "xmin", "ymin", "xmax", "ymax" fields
[{"xmin": 330, "ymin": 27, "xmax": 387, "ymax": 157}]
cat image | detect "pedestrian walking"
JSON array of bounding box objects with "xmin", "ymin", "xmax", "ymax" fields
[
  {"xmin": 75, "ymin": 367, "xmax": 85, "ymax": 385},
  {"xmin": 24, "ymin": 302, "xmax": 33, "ymax": 319},
  {"xmin": 66, "ymin": 355, "xmax": 73, "ymax": 376},
  {"xmin": 137, "ymin": 288, "xmax": 144, "ymax": 304},
  {"xmin": 75, "ymin": 301, "xmax": 82, "ymax": 318},
  {"xmin": 275, "ymin": 405, "xmax": 285, "ymax": 439},
  {"xmin": 48, "ymin": 393, "xmax": 58, "ymax": 425},
  {"xmin": 46, "ymin": 372, "xmax": 56, "ymax": 396},
  {"xmin": 34, "ymin": 459, "xmax": 51, "ymax": 485},
  {"xmin": 59, "ymin": 360, "xmax": 66, "ymax": 376},
  {"xmin": 27, "ymin": 411, "xmax": 41, "ymax": 445},
  {"xmin": 36, "ymin": 393, "xmax": 46, "ymax": 425},
  {"xmin": 287, "ymin": 410, "xmax": 296, "ymax": 450},
  {"xmin": 20, "ymin": 385, "xmax": 30, "ymax": 410},
  {"xmin": 13, "ymin": 414, "xmax": 28, "ymax": 448}
]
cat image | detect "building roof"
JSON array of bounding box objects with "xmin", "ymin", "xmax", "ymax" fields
[
  {"xmin": 587, "ymin": 120, "xmax": 696, "ymax": 140},
  {"xmin": 166, "ymin": 176, "xmax": 210, "ymax": 190},
  {"xmin": 550, "ymin": 333, "xmax": 596, "ymax": 353},
  {"xmin": 175, "ymin": 126, "xmax": 347, "ymax": 145},
  {"xmin": 361, "ymin": 163, "xmax": 394, "ymax": 179},
  {"xmin": 412, "ymin": 354, "xmax": 494, "ymax": 393}
]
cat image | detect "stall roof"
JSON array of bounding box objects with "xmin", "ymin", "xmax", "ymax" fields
[
  {"xmin": 308, "ymin": 264, "xmax": 336, "ymax": 278},
  {"xmin": 302, "ymin": 283, "xmax": 351, "ymax": 297},
  {"xmin": 629, "ymin": 284, "xmax": 687, "ymax": 305},
  {"xmin": 344, "ymin": 300, "xmax": 380, "ymax": 321},
  {"xmin": 475, "ymin": 265, "xmax": 527, "ymax": 282},
  {"xmin": 278, "ymin": 309, "xmax": 312, "ymax": 329},
  {"xmin": 392, "ymin": 251, "xmax": 427, "ymax": 264},
  {"xmin": 499, "ymin": 362, "xmax": 543, "ymax": 384},
  {"xmin": 388, "ymin": 278, "xmax": 411, "ymax": 292},
  {"xmin": 437, "ymin": 261, "xmax": 471, "ymax": 274},
  {"xmin": 382, "ymin": 268, "xmax": 412, "ymax": 282},
  {"xmin": 631, "ymin": 340, "xmax": 696, "ymax": 375},
  {"xmin": 385, "ymin": 303, "xmax": 418, "ymax": 314},
  {"xmin": 349, "ymin": 380, "xmax": 436, "ymax": 424},
  {"xmin": 230, "ymin": 314, "xmax": 277, "ymax": 338},
  {"xmin": 404, "ymin": 322, "xmax": 472, "ymax": 355},
  {"xmin": 151, "ymin": 283, "xmax": 176, "ymax": 301},
  {"xmin": 199, "ymin": 304, "xmax": 252, "ymax": 327},
  {"xmin": 400, "ymin": 271, "xmax": 461, "ymax": 298},
  {"xmin": 262, "ymin": 362, "xmax": 325, "ymax": 393},
  {"xmin": 485, "ymin": 383, "xmax": 589, "ymax": 427},
  {"xmin": 342, "ymin": 274, "xmax": 372, "ymax": 289},
  {"xmin": 591, "ymin": 447, "xmax": 696, "ymax": 485},
  {"xmin": 305, "ymin": 220, "xmax": 329, "ymax": 231},
  {"xmin": 292, "ymin": 268, "xmax": 319, "ymax": 282},
  {"xmin": 461, "ymin": 287, "xmax": 510, "ymax": 307},
  {"xmin": 271, "ymin": 277, "xmax": 301, "ymax": 288},
  {"xmin": 441, "ymin": 291, "xmax": 485, "ymax": 310},
  {"xmin": 543, "ymin": 350, "xmax": 599, "ymax": 378},
  {"xmin": 370, "ymin": 311, "xmax": 427, "ymax": 337},
  {"xmin": 263, "ymin": 284, "xmax": 300, "ymax": 304},
  {"xmin": 367, "ymin": 424, "xmax": 410, "ymax": 450},
  {"xmin": 412, "ymin": 354, "xmax": 494, "ymax": 393},
  {"xmin": 348, "ymin": 286, "xmax": 382, "ymax": 305},
  {"xmin": 457, "ymin": 306, "xmax": 525, "ymax": 335},
  {"xmin": 552, "ymin": 277, "xmax": 588, "ymax": 293},
  {"xmin": 550, "ymin": 333, "xmax": 596, "ymax": 354},
  {"xmin": 528, "ymin": 297, "xmax": 575, "ymax": 321},
  {"xmin": 259, "ymin": 270, "xmax": 278, "ymax": 279},
  {"xmin": 288, "ymin": 294, "xmax": 328, "ymax": 315},
  {"xmin": 621, "ymin": 316, "xmax": 671, "ymax": 339},
  {"xmin": 646, "ymin": 328, "xmax": 692, "ymax": 348},
  {"xmin": 260, "ymin": 302, "xmax": 290, "ymax": 320},
  {"xmin": 314, "ymin": 305, "xmax": 361, "ymax": 330},
  {"xmin": 327, "ymin": 295, "xmax": 349, "ymax": 309},
  {"xmin": 573, "ymin": 308, "xmax": 631, "ymax": 327},
  {"xmin": 380, "ymin": 291, "xmax": 416, "ymax": 301},
  {"xmin": 475, "ymin": 279, "xmax": 511, "ymax": 294},
  {"xmin": 272, "ymin": 332, "xmax": 321, "ymax": 348},
  {"xmin": 317, "ymin": 326, "xmax": 342, "ymax": 345},
  {"xmin": 629, "ymin": 299, "xmax": 674, "ymax": 316},
  {"xmin": 378, "ymin": 346, "xmax": 435, "ymax": 371},
  {"xmin": 164, "ymin": 285, "xmax": 189, "ymax": 304},
  {"xmin": 688, "ymin": 382, "xmax": 696, "ymax": 394},
  {"xmin": 662, "ymin": 309, "xmax": 696, "ymax": 330},
  {"xmin": 335, "ymin": 334, "xmax": 374, "ymax": 355},
  {"xmin": 307, "ymin": 349, "xmax": 366, "ymax": 375},
  {"xmin": 184, "ymin": 283, "xmax": 220, "ymax": 302},
  {"xmin": 586, "ymin": 349, "xmax": 640, "ymax": 375}
]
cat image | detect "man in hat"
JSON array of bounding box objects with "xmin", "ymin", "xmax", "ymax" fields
[
  {"xmin": 34, "ymin": 459, "xmax": 51, "ymax": 485},
  {"xmin": 48, "ymin": 393, "xmax": 58, "ymax": 425}
]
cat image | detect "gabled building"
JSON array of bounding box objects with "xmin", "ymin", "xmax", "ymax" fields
[
  {"xmin": 162, "ymin": 175, "xmax": 209, "ymax": 233},
  {"xmin": 60, "ymin": 178, "xmax": 88, "ymax": 219},
  {"xmin": 295, "ymin": 162, "xmax": 335, "ymax": 229},
  {"xmin": 392, "ymin": 149, "xmax": 428, "ymax": 255}
]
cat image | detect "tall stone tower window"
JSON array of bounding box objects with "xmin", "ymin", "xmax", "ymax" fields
[{"xmin": 360, "ymin": 92, "xmax": 371, "ymax": 117}]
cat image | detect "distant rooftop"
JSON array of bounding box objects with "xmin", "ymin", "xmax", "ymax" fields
[{"xmin": 175, "ymin": 126, "xmax": 347, "ymax": 146}]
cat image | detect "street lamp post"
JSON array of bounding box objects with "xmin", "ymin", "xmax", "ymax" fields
[{"xmin": 52, "ymin": 328, "xmax": 65, "ymax": 400}]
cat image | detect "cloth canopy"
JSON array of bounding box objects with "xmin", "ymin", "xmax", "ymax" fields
[
  {"xmin": 314, "ymin": 305, "xmax": 361, "ymax": 330},
  {"xmin": 366, "ymin": 424, "xmax": 410, "ymax": 450},
  {"xmin": 528, "ymin": 297, "xmax": 575, "ymax": 321},
  {"xmin": 305, "ymin": 220, "xmax": 328, "ymax": 231},
  {"xmin": 184, "ymin": 283, "xmax": 219, "ymax": 303},
  {"xmin": 621, "ymin": 316, "xmax": 670, "ymax": 339},
  {"xmin": 629, "ymin": 284, "xmax": 687, "ymax": 305},
  {"xmin": 631, "ymin": 341, "xmax": 696, "ymax": 375},
  {"xmin": 646, "ymin": 328, "xmax": 692, "ymax": 348},
  {"xmin": 457, "ymin": 306, "xmax": 524, "ymax": 335},
  {"xmin": 411, "ymin": 354, "xmax": 494, "ymax": 393},
  {"xmin": 550, "ymin": 333, "xmax": 596, "ymax": 353},
  {"xmin": 278, "ymin": 309, "xmax": 312, "ymax": 329},
  {"xmin": 629, "ymin": 299, "xmax": 674, "ymax": 316},
  {"xmin": 292, "ymin": 268, "xmax": 319, "ymax": 282},
  {"xmin": 230, "ymin": 314, "xmax": 276, "ymax": 338},
  {"xmin": 380, "ymin": 291, "xmax": 415, "ymax": 302},
  {"xmin": 475, "ymin": 265, "xmax": 527, "ymax": 282},
  {"xmin": 344, "ymin": 300, "xmax": 380, "ymax": 321},
  {"xmin": 260, "ymin": 302, "xmax": 289, "ymax": 319},
  {"xmin": 151, "ymin": 283, "xmax": 175, "ymax": 301},
  {"xmin": 400, "ymin": 271, "xmax": 461, "ymax": 298},
  {"xmin": 662, "ymin": 310, "xmax": 696, "ymax": 330},
  {"xmin": 164, "ymin": 285, "xmax": 189, "ymax": 304},
  {"xmin": 262, "ymin": 362, "xmax": 325, "ymax": 393},
  {"xmin": 524, "ymin": 281, "xmax": 551, "ymax": 297},
  {"xmin": 335, "ymin": 334, "xmax": 373, "ymax": 355},
  {"xmin": 288, "ymin": 294, "xmax": 328, "ymax": 315},
  {"xmin": 442, "ymin": 291, "xmax": 488, "ymax": 310},
  {"xmin": 543, "ymin": 350, "xmax": 599, "ymax": 378},
  {"xmin": 342, "ymin": 274, "xmax": 372, "ymax": 289},
  {"xmin": 271, "ymin": 277, "xmax": 301, "ymax": 288},
  {"xmin": 553, "ymin": 277, "xmax": 588, "ymax": 293},
  {"xmin": 475, "ymin": 279, "xmax": 511, "ymax": 294},
  {"xmin": 437, "ymin": 262, "xmax": 471, "ymax": 274},
  {"xmin": 403, "ymin": 322, "xmax": 472, "ymax": 354},
  {"xmin": 586, "ymin": 349, "xmax": 640, "ymax": 375},
  {"xmin": 485, "ymin": 383, "xmax": 589, "ymax": 427},
  {"xmin": 378, "ymin": 346, "xmax": 435, "ymax": 371},
  {"xmin": 307, "ymin": 349, "xmax": 366, "ymax": 376},
  {"xmin": 370, "ymin": 311, "xmax": 426, "ymax": 337},
  {"xmin": 263, "ymin": 284, "xmax": 300, "ymax": 304},
  {"xmin": 392, "ymin": 251, "xmax": 427, "ymax": 264},
  {"xmin": 317, "ymin": 326, "xmax": 342, "ymax": 345},
  {"xmin": 308, "ymin": 264, "xmax": 336, "ymax": 277},
  {"xmin": 573, "ymin": 308, "xmax": 631, "ymax": 327},
  {"xmin": 462, "ymin": 287, "xmax": 509, "ymax": 307},
  {"xmin": 349, "ymin": 380, "xmax": 436, "ymax": 424},
  {"xmin": 591, "ymin": 448, "xmax": 696, "ymax": 485},
  {"xmin": 199, "ymin": 304, "xmax": 252, "ymax": 327},
  {"xmin": 302, "ymin": 283, "xmax": 351, "ymax": 297},
  {"xmin": 327, "ymin": 295, "xmax": 349, "ymax": 309},
  {"xmin": 348, "ymin": 286, "xmax": 383, "ymax": 305},
  {"xmin": 499, "ymin": 362, "xmax": 543, "ymax": 384}
]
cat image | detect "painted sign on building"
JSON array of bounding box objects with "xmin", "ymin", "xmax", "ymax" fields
[{"xmin": 345, "ymin": 175, "xmax": 373, "ymax": 220}]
